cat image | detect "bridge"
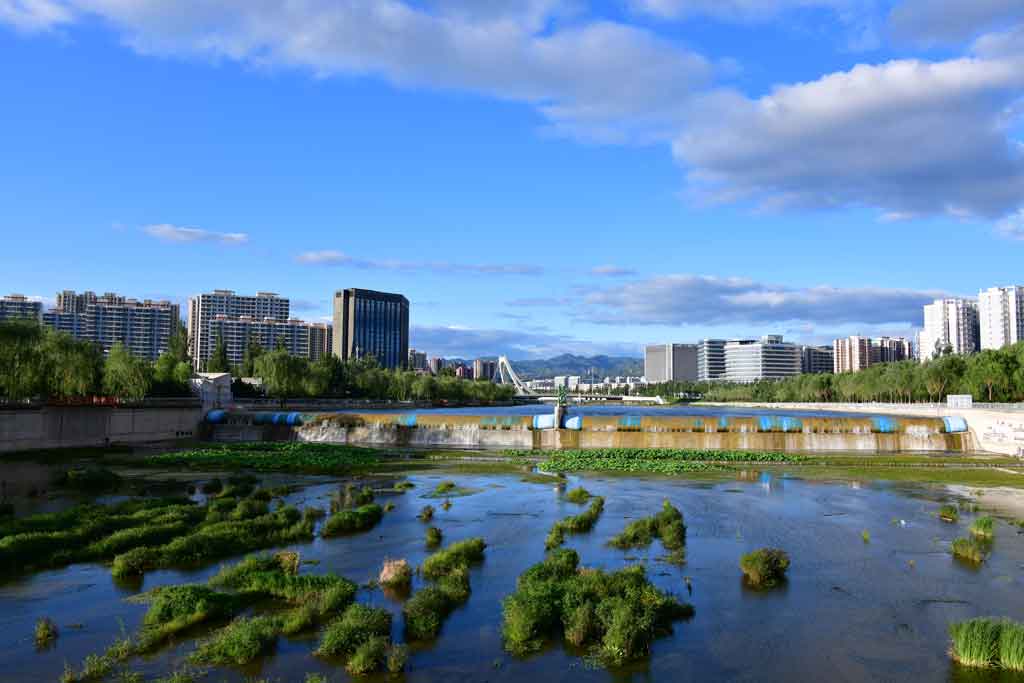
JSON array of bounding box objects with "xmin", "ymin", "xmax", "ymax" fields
[{"xmin": 492, "ymin": 356, "xmax": 665, "ymax": 404}]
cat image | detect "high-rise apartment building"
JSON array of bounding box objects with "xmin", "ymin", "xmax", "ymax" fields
[
  {"xmin": 644, "ymin": 343, "xmax": 698, "ymax": 383},
  {"xmin": 800, "ymin": 345, "xmax": 834, "ymax": 374},
  {"xmin": 872, "ymin": 336, "xmax": 913, "ymax": 364},
  {"xmin": 409, "ymin": 349, "xmax": 428, "ymax": 371},
  {"xmin": 0, "ymin": 294, "xmax": 42, "ymax": 322},
  {"xmin": 428, "ymin": 357, "xmax": 443, "ymax": 375},
  {"xmin": 473, "ymin": 358, "xmax": 496, "ymax": 381},
  {"xmin": 40, "ymin": 291, "xmax": 180, "ymax": 360},
  {"xmin": 919, "ymin": 298, "xmax": 980, "ymax": 361},
  {"xmin": 697, "ymin": 339, "xmax": 728, "ymax": 382},
  {"xmin": 723, "ymin": 335, "xmax": 801, "ymax": 383},
  {"xmin": 203, "ymin": 316, "xmax": 331, "ymax": 368},
  {"xmin": 332, "ymin": 289, "xmax": 410, "ymax": 370},
  {"xmin": 978, "ymin": 286, "xmax": 1024, "ymax": 350},
  {"xmin": 188, "ymin": 290, "xmax": 289, "ymax": 367},
  {"xmin": 833, "ymin": 336, "xmax": 872, "ymax": 374}
]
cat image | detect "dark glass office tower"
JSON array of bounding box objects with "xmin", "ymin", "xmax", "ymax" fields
[{"xmin": 332, "ymin": 288, "xmax": 410, "ymax": 369}]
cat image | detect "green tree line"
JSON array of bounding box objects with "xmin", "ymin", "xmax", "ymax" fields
[
  {"xmin": 0, "ymin": 320, "xmax": 192, "ymax": 402},
  {"xmin": 641, "ymin": 342, "xmax": 1024, "ymax": 404}
]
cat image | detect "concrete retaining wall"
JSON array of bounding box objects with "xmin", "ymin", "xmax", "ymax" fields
[{"xmin": 0, "ymin": 406, "xmax": 203, "ymax": 453}]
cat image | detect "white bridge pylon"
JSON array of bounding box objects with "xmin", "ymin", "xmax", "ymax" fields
[{"xmin": 494, "ymin": 355, "xmax": 532, "ymax": 395}]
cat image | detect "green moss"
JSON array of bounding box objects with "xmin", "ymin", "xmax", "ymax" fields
[
  {"xmin": 322, "ymin": 504, "xmax": 383, "ymax": 537},
  {"xmin": 501, "ymin": 549, "xmax": 692, "ymax": 664},
  {"xmin": 739, "ymin": 548, "xmax": 790, "ymax": 588}
]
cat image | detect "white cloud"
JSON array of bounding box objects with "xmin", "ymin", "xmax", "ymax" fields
[
  {"xmin": 579, "ymin": 274, "xmax": 945, "ymax": 326},
  {"xmin": 590, "ymin": 265, "xmax": 637, "ymax": 277},
  {"xmin": 674, "ymin": 56, "xmax": 1024, "ymax": 219},
  {"xmin": 0, "ymin": 0, "xmax": 73, "ymax": 31},
  {"xmin": 143, "ymin": 223, "xmax": 248, "ymax": 245},
  {"xmin": 10, "ymin": 0, "xmax": 710, "ymax": 141},
  {"xmin": 972, "ymin": 23, "xmax": 1024, "ymax": 58},
  {"xmin": 996, "ymin": 210, "xmax": 1024, "ymax": 240},
  {"xmin": 889, "ymin": 0, "xmax": 1024, "ymax": 46},
  {"xmin": 296, "ymin": 250, "xmax": 543, "ymax": 275},
  {"xmin": 630, "ymin": 0, "xmax": 849, "ymax": 21}
]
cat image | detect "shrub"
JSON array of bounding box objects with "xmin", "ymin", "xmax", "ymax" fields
[
  {"xmin": 939, "ymin": 505, "xmax": 959, "ymax": 523},
  {"xmin": 970, "ymin": 516, "xmax": 995, "ymax": 538},
  {"xmin": 951, "ymin": 537, "xmax": 986, "ymax": 563},
  {"xmin": 564, "ymin": 487, "xmax": 591, "ymax": 504},
  {"xmin": 191, "ymin": 615, "xmax": 283, "ymax": 665},
  {"xmin": 739, "ymin": 548, "xmax": 790, "ymax": 588},
  {"xmin": 315, "ymin": 604, "xmax": 391, "ymax": 658},
  {"xmin": 950, "ymin": 618, "xmax": 1000, "ymax": 668},
  {"xmin": 321, "ymin": 504, "xmax": 383, "ymax": 537},
  {"xmin": 34, "ymin": 617, "xmax": 58, "ymax": 649}
]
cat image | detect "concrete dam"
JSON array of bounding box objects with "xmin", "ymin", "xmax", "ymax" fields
[{"xmin": 206, "ymin": 410, "xmax": 969, "ymax": 453}]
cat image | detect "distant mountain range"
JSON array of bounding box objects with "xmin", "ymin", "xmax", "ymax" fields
[{"xmin": 508, "ymin": 354, "xmax": 644, "ymax": 380}]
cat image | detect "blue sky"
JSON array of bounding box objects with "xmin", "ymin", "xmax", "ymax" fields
[{"xmin": 1, "ymin": 0, "xmax": 1023, "ymax": 359}]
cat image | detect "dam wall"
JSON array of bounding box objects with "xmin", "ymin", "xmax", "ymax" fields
[{"xmin": 206, "ymin": 410, "xmax": 966, "ymax": 452}]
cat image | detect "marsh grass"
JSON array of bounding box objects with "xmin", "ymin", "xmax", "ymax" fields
[
  {"xmin": 316, "ymin": 603, "xmax": 392, "ymax": 658},
  {"xmin": 426, "ymin": 527, "xmax": 443, "ymax": 548},
  {"xmin": 970, "ymin": 516, "xmax": 995, "ymax": 539},
  {"xmin": 939, "ymin": 505, "xmax": 960, "ymax": 523},
  {"xmin": 609, "ymin": 501, "xmax": 685, "ymax": 557},
  {"xmin": 441, "ymin": 499, "xmax": 453, "ymax": 511},
  {"xmin": 546, "ymin": 497, "xmax": 605, "ymax": 550},
  {"xmin": 379, "ymin": 559, "xmax": 412, "ymax": 589},
  {"xmin": 1001, "ymin": 621, "xmax": 1024, "ymax": 672},
  {"xmin": 404, "ymin": 538, "xmax": 486, "ymax": 640},
  {"xmin": 191, "ymin": 615, "xmax": 283, "ymax": 665},
  {"xmin": 34, "ymin": 617, "xmax": 58, "ymax": 649},
  {"xmin": 321, "ymin": 504, "xmax": 383, "ymax": 537},
  {"xmin": 950, "ymin": 618, "xmax": 1001, "ymax": 668},
  {"xmin": 347, "ymin": 635, "xmax": 389, "ymax": 675},
  {"xmin": 861, "ymin": 530, "xmax": 870, "ymax": 543},
  {"xmin": 135, "ymin": 584, "xmax": 243, "ymax": 649},
  {"xmin": 395, "ymin": 481, "xmax": 415, "ymax": 491},
  {"xmin": 419, "ymin": 505, "xmax": 435, "ymax": 522},
  {"xmin": 739, "ymin": 548, "xmax": 790, "ymax": 588},
  {"xmin": 331, "ymin": 484, "xmax": 375, "ymax": 513},
  {"xmin": 383, "ymin": 502, "xmax": 396, "ymax": 512},
  {"xmin": 951, "ymin": 537, "xmax": 987, "ymax": 563},
  {"xmin": 501, "ymin": 548, "xmax": 692, "ymax": 664},
  {"xmin": 564, "ymin": 487, "xmax": 591, "ymax": 504},
  {"xmin": 434, "ymin": 481, "xmax": 457, "ymax": 495},
  {"xmin": 387, "ymin": 643, "xmax": 410, "ymax": 673}
]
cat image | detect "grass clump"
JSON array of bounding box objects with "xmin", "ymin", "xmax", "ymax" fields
[
  {"xmin": 939, "ymin": 504, "xmax": 959, "ymax": 523},
  {"xmin": 861, "ymin": 530, "xmax": 870, "ymax": 543},
  {"xmin": 564, "ymin": 487, "xmax": 591, "ymax": 504},
  {"xmin": 322, "ymin": 504, "xmax": 383, "ymax": 537},
  {"xmin": 426, "ymin": 526, "xmax": 443, "ymax": 548},
  {"xmin": 387, "ymin": 643, "xmax": 410, "ymax": 673},
  {"xmin": 739, "ymin": 548, "xmax": 790, "ymax": 588},
  {"xmin": 419, "ymin": 505, "xmax": 435, "ymax": 522},
  {"xmin": 316, "ymin": 603, "xmax": 392, "ymax": 658},
  {"xmin": 434, "ymin": 481, "xmax": 457, "ymax": 495},
  {"xmin": 970, "ymin": 516, "xmax": 995, "ymax": 538},
  {"xmin": 951, "ymin": 537, "xmax": 987, "ymax": 563},
  {"xmin": 136, "ymin": 584, "xmax": 244, "ymax": 650},
  {"xmin": 609, "ymin": 500, "xmax": 685, "ymax": 558},
  {"xmin": 379, "ymin": 559, "xmax": 412, "ymax": 589},
  {"xmin": 34, "ymin": 617, "xmax": 58, "ymax": 649},
  {"xmin": 395, "ymin": 481, "xmax": 415, "ymax": 491},
  {"xmin": 191, "ymin": 615, "xmax": 282, "ymax": 665},
  {"xmin": 332, "ymin": 484, "xmax": 375, "ymax": 512},
  {"xmin": 950, "ymin": 618, "xmax": 1001, "ymax": 668},
  {"xmin": 1001, "ymin": 621, "xmax": 1024, "ymax": 672},
  {"xmin": 546, "ymin": 497, "xmax": 604, "ymax": 550},
  {"xmin": 404, "ymin": 538, "xmax": 487, "ymax": 640},
  {"xmin": 501, "ymin": 548, "xmax": 692, "ymax": 664},
  {"xmin": 347, "ymin": 635, "xmax": 389, "ymax": 675}
]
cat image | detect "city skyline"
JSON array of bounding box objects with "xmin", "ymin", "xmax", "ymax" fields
[{"xmin": 2, "ymin": 2, "xmax": 1024, "ymax": 359}]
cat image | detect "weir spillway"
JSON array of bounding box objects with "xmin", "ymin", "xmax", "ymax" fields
[{"xmin": 205, "ymin": 410, "xmax": 969, "ymax": 453}]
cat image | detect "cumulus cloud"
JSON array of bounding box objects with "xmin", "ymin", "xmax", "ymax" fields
[
  {"xmin": 889, "ymin": 0, "xmax": 1024, "ymax": 46},
  {"xmin": 590, "ymin": 265, "xmax": 637, "ymax": 277},
  {"xmin": 996, "ymin": 210, "xmax": 1024, "ymax": 240},
  {"xmin": 296, "ymin": 250, "xmax": 543, "ymax": 275},
  {"xmin": 0, "ymin": 0, "xmax": 73, "ymax": 31},
  {"xmin": 972, "ymin": 23, "xmax": 1024, "ymax": 58},
  {"xmin": 143, "ymin": 223, "xmax": 248, "ymax": 245},
  {"xmin": 675, "ymin": 57, "xmax": 1024, "ymax": 219},
  {"xmin": 411, "ymin": 324, "xmax": 638, "ymax": 359},
  {"xmin": 579, "ymin": 274, "xmax": 945, "ymax": 326},
  {"xmin": 8, "ymin": 0, "xmax": 710, "ymax": 141}
]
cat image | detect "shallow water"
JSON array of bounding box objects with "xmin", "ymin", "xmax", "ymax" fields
[{"xmin": 3, "ymin": 468, "xmax": 1024, "ymax": 682}]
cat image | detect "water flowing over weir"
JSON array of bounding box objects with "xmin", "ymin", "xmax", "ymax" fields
[{"xmin": 205, "ymin": 410, "xmax": 969, "ymax": 452}]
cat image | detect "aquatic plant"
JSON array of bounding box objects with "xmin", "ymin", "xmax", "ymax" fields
[
  {"xmin": 521, "ymin": 448, "xmax": 804, "ymax": 475},
  {"xmin": 383, "ymin": 502, "xmax": 396, "ymax": 512},
  {"xmin": 56, "ymin": 467, "xmax": 122, "ymax": 492},
  {"xmin": 501, "ymin": 548, "xmax": 692, "ymax": 664},
  {"xmin": 546, "ymin": 497, "xmax": 605, "ymax": 550},
  {"xmin": 434, "ymin": 481, "xmax": 457, "ymax": 495},
  {"xmin": 441, "ymin": 499, "xmax": 453, "ymax": 511},
  {"xmin": 609, "ymin": 501, "xmax": 685, "ymax": 558},
  {"xmin": 861, "ymin": 530, "xmax": 870, "ymax": 543},
  {"xmin": 143, "ymin": 442, "xmax": 383, "ymax": 474},
  {"xmin": 387, "ymin": 643, "xmax": 410, "ymax": 673},
  {"xmin": 395, "ymin": 481, "xmax": 416, "ymax": 491},
  {"xmin": 34, "ymin": 617, "xmax": 58, "ymax": 649},
  {"xmin": 404, "ymin": 539, "xmax": 487, "ymax": 640},
  {"xmin": 347, "ymin": 635, "xmax": 390, "ymax": 675},
  {"xmin": 315, "ymin": 603, "xmax": 392, "ymax": 658},
  {"xmin": 421, "ymin": 538, "xmax": 486, "ymax": 579},
  {"xmin": 191, "ymin": 615, "xmax": 283, "ymax": 665},
  {"xmin": 1001, "ymin": 621, "xmax": 1024, "ymax": 672},
  {"xmin": 951, "ymin": 537, "xmax": 986, "ymax": 563},
  {"xmin": 419, "ymin": 505, "xmax": 435, "ymax": 522},
  {"xmin": 970, "ymin": 516, "xmax": 995, "ymax": 538},
  {"xmin": 739, "ymin": 548, "xmax": 790, "ymax": 588},
  {"xmin": 379, "ymin": 558, "xmax": 412, "ymax": 589},
  {"xmin": 564, "ymin": 487, "xmax": 591, "ymax": 504},
  {"xmin": 939, "ymin": 505, "xmax": 959, "ymax": 523},
  {"xmin": 426, "ymin": 526, "xmax": 443, "ymax": 547},
  {"xmin": 136, "ymin": 584, "xmax": 244, "ymax": 649},
  {"xmin": 321, "ymin": 504, "xmax": 383, "ymax": 537},
  {"xmin": 949, "ymin": 618, "xmax": 1001, "ymax": 668}
]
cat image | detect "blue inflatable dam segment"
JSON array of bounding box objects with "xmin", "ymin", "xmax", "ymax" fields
[
  {"xmin": 718, "ymin": 416, "xmax": 730, "ymax": 431},
  {"xmin": 206, "ymin": 409, "xmax": 227, "ymax": 424},
  {"xmin": 759, "ymin": 416, "xmax": 802, "ymax": 432},
  {"xmin": 532, "ymin": 414, "xmax": 557, "ymax": 430},
  {"xmin": 872, "ymin": 417, "xmax": 897, "ymax": 434},
  {"xmin": 564, "ymin": 416, "xmax": 583, "ymax": 431},
  {"xmin": 618, "ymin": 416, "xmax": 642, "ymax": 429},
  {"xmin": 943, "ymin": 416, "xmax": 968, "ymax": 433},
  {"xmin": 395, "ymin": 414, "xmax": 417, "ymax": 427}
]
